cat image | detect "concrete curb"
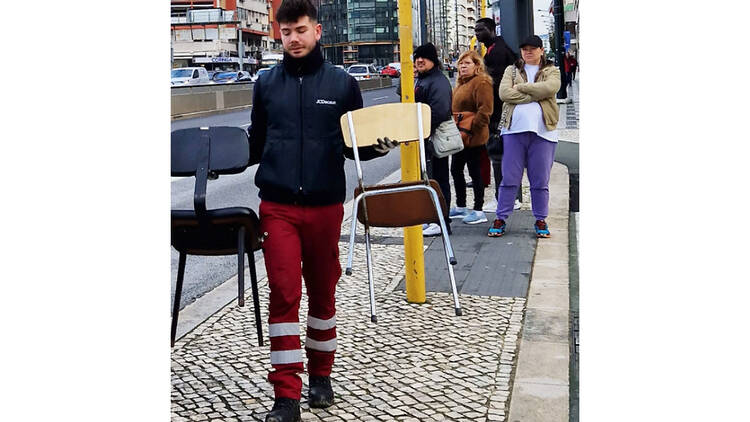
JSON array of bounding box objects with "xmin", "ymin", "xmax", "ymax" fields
[{"xmin": 508, "ymin": 162, "xmax": 570, "ymax": 422}]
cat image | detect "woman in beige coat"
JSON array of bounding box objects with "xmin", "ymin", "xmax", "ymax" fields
[
  {"xmin": 488, "ymin": 35, "xmax": 561, "ymax": 239},
  {"xmin": 448, "ymin": 50, "xmax": 494, "ymax": 225}
]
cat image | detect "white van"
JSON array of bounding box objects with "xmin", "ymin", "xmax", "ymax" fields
[
  {"xmin": 347, "ymin": 64, "xmax": 379, "ymax": 81},
  {"xmin": 171, "ymin": 67, "xmax": 210, "ymax": 86}
]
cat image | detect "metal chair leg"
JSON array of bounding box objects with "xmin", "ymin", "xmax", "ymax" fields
[
  {"xmin": 441, "ymin": 236, "xmax": 462, "ymax": 316},
  {"xmin": 248, "ymin": 252, "xmax": 263, "ymax": 347},
  {"xmin": 171, "ymin": 252, "xmax": 187, "ymax": 347},
  {"xmin": 345, "ymin": 194, "xmax": 363, "ymax": 276},
  {"xmin": 423, "ymin": 186, "xmax": 462, "ymax": 316},
  {"xmin": 364, "ymin": 225, "xmax": 378, "ymax": 323},
  {"xmin": 237, "ymin": 226, "xmax": 245, "ymax": 308},
  {"xmin": 426, "ymin": 187, "xmax": 457, "ymax": 265}
]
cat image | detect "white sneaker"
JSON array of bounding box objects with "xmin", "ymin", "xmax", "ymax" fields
[
  {"xmin": 449, "ymin": 206, "xmax": 469, "ymax": 219},
  {"xmin": 462, "ymin": 210, "xmax": 488, "ymax": 225},
  {"xmin": 423, "ymin": 223, "xmax": 442, "ymax": 237},
  {"xmin": 514, "ymin": 199, "xmax": 522, "ymax": 210},
  {"xmin": 482, "ymin": 199, "xmax": 497, "ymax": 213}
]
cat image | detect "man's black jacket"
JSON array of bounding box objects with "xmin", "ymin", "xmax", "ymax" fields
[
  {"xmin": 396, "ymin": 66, "xmax": 452, "ymax": 146},
  {"xmin": 248, "ymin": 44, "xmax": 384, "ymax": 206},
  {"xmin": 482, "ymin": 36, "xmax": 517, "ymax": 131},
  {"xmin": 415, "ymin": 66, "xmax": 453, "ymax": 139}
]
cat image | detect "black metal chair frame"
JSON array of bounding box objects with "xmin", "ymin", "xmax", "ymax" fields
[{"xmin": 171, "ymin": 126, "xmax": 264, "ymax": 347}]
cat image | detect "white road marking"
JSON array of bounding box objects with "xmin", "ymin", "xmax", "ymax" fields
[{"xmin": 372, "ymin": 96, "xmax": 388, "ymax": 101}]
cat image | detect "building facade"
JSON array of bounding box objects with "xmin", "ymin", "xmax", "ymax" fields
[
  {"xmin": 317, "ymin": 0, "xmax": 402, "ymax": 66},
  {"xmin": 171, "ymin": 0, "xmax": 276, "ymax": 71}
]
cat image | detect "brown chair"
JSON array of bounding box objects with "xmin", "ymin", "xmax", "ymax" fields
[{"xmin": 340, "ymin": 102, "xmax": 461, "ymax": 322}]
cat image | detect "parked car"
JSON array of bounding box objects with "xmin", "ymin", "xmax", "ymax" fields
[
  {"xmin": 347, "ymin": 64, "xmax": 379, "ymax": 81},
  {"xmin": 171, "ymin": 67, "xmax": 210, "ymax": 85},
  {"xmin": 250, "ymin": 67, "xmax": 271, "ymax": 83},
  {"xmin": 211, "ymin": 71, "xmax": 252, "ymax": 84},
  {"xmin": 334, "ymin": 65, "xmax": 345, "ymax": 70},
  {"xmin": 380, "ymin": 65, "xmax": 400, "ymax": 78},
  {"xmin": 387, "ymin": 62, "xmax": 402, "ymax": 73}
]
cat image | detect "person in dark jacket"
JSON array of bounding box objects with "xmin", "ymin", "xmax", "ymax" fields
[
  {"xmin": 248, "ymin": 1, "xmax": 396, "ymax": 420},
  {"xmin": 403, "ymin": 42, "xmax": 454, "ymax": 237},
  {"xmin": 475, "ymin": 17, "xmax": 522, "ymax": 211}
]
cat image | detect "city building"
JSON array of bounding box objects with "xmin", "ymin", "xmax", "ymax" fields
[
  {"xmin": 317, "ymin": 0, "xmax": 402, "ymax": 66},
  {"xmin": 171, "ymin": 0, "xmax": 275, "ymax": 71},
  {"xmin": 563, "ymin": 0, "xmax": 579, "ymax": 55}
]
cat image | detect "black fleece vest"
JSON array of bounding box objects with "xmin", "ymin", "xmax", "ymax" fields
[{"xmin": 255, "ymin": 53, "xmax": 354, "ymax": 205}]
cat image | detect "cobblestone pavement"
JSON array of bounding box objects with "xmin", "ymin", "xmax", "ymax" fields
[
  {"xmin": 173, "ymin": 235, "xmax": 526, "ymax": 421},
  {"xmin": 171, "ymin": 154, "xmax": 548, "ymax": 421}
]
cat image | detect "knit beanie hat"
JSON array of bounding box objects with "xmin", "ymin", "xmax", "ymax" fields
[{"xmin": 413, "ymin": 42, "xmax": 440, "ymax": 68}]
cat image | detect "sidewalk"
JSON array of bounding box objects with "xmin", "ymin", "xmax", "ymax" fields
[
  {"xmin": 171, "ymin": 158, "xmax": 570, "ymax": 421},
  {"xmin": 557, "ymin": 77, "xmax": 580, "ymax": 143}
]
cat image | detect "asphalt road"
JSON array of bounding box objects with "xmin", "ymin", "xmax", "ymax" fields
[{"xmin": 171, "ymin": 82, "xmax": 403, "ymax": 310}]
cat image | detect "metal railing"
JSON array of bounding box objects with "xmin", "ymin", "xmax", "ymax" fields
[{"xmin": 171, "ymin": 9, "xmax": 237, "ymax": 24}]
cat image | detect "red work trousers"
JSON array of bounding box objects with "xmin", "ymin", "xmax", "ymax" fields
[{"xmin": 259, "ymin": 200, "xmax": 343, "ymax": 400}]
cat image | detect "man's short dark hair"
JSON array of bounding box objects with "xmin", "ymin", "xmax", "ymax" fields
[
  {"xmin": 476, "ymin": 17, "xmax": 495, "ymax": 31},
  {"xmin": 276, "ymin": 0, "xmax": 318, "ymax": 24}
]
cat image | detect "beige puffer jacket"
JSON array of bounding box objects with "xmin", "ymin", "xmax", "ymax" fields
[{"xmin": 498, "ymin": 61, "xmax": 560, "ymax": 131}]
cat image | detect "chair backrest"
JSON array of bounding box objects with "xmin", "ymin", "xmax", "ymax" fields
[
  {"xmin": 340, "ymin": 102, "xmax": 432, "ymax": 186},
  {"xmin": 171, "ymin": 126, "xmax": 249, "ymax": 177},
  {"xmin": 340, "ymin": 102, "xmax": 431, "ymax": 148},
  {"xmin": 171, "ymin": 126, "xmax": 250, "ymax": 216}
]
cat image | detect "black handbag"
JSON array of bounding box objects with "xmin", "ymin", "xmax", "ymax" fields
[{"xmin": 486, "ymin": 130, "xmax": 503, "ymax": 158}]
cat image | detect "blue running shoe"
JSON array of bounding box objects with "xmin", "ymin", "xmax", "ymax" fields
[
  {"xmin": 535, "ymin": 220, "xmax": 551, "ymax": 238},
  {"xmin": 449, "ymin": 207, "xmax": 469, "ymax": 219},
  {"xmin": 462, "ymin": 210, "xmax": 488, "ymax": 225},
  {"xmin": 488, "ymin": 219, "xmax": 506, "ymax": 237}
]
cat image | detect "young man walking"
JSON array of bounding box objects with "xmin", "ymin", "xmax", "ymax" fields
[
  {"xmin": 474, "ymin": 17, "xmax": 522, "ymax": 210},
  {"xmin": 248, "ymin": 1, "xmax": 396, "ymax": 420}
]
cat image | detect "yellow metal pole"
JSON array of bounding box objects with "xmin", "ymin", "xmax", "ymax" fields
[
  {"xmin": 397, "ymin": 0, "xmax": 426, "ymax": 303},
  {"xmin": 470, "ymin": 36, "xmax": 487, "ymax": 57},
  {"xmin": 481, "ymin": 0, "xmax": 486, "ymax": 18}
]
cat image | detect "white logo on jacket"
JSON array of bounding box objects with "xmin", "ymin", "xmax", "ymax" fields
[{"xmin": 316, "ymin": 99, "xmax": 337, "ymax": 105}]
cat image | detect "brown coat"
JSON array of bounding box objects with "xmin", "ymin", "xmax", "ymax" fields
[{"xmin": 451, "ymin": 74, "xmax": 494, "ymax": 147}]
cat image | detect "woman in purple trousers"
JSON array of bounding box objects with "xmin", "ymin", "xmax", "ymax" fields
[{"xmin": 488, "ymin": 35, "xmax": 561, "ymax": 238}]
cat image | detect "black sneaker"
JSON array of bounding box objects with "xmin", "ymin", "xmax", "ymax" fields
[
  {"xmin": 265, "ymin": 398, "xmax": 300, "ymax": 422},
  {"xmin": 308, "ymin": 376, "xmax": 335, "ymax": 408}
]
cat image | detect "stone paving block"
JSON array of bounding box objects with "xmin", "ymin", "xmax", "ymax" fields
[
  {"xmin": 526, "ymin": 282, "xmax": 570, "ymax": 311},
  {"xmin": 533, "ymin": 241, "xmax": 569, "ymax": 263},
  {"xmin": 525, "ymin": 260, "xmax": 567, "ymax": 283},
  {"xmin": 507, "ymin": 382, "xmax": 568, "ymax": 422},
  {"xmin": 513, "ymin": 341, "xmax": 569, "ymax": 386},
  {"xmin": 521, "ymin": 308, "xmax": 568, "ymax": 343}
]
